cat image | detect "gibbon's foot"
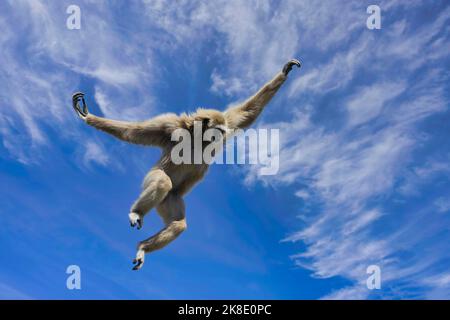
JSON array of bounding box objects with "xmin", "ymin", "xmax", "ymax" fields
[
  {"xmin": 129, "ymin": 212, "xmax": 143, "ymax": 230},
  {"xmin": 72, "ymin": 92, "xmax": 89, "ymax": 120},
  {"xmin": 282, "ymin": 59, "xmax": 301, "ymax": 76},
  {"xmin": 132, "ymin": 248, "xmax": 145, "ymax": 270}
]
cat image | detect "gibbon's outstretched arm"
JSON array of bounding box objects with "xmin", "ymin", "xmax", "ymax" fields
[
  {"xmin": 224, "ymin": 59, "xmax": 301, "ymax": 130},
  {"xmin": 72, "ymin": 92, "xmax": 174, "ymax": 147}
]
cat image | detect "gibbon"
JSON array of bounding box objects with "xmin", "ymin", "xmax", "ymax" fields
[{"xmin": 72, "ymin": 59, "xmax": 301, "ymax": 270}]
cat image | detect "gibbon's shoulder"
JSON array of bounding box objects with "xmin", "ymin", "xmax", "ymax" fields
[
  {"xmin": 193, "ymin": 108, "xmax": 224, "ymax": 121},
  {"xmin": 140, "ymin": 113, "xmax": 181, "ymax": 133},
  {"xmin": 142, "ymin": 112, "xmax": 179, "ymax": 125},
  {"xmin": 178, "ymin": 108, "xmax": 226, "ymax": 128}
]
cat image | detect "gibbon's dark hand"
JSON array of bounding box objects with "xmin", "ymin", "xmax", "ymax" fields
[
  {"xmin": 72, "ymin": 92, "xmax": 89, "ymax": 120},
  {"xmin": 282, "ymin": 59, "xmax": 301, "ymax": 76}
]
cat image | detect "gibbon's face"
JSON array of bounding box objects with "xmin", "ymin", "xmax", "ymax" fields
[
  {"xmin": 207, "ymin": 121, "xmax": 227, "ymax": 135},
  {"xmin": 190, "ymin": 109, "xmax": 230, "ymax": 141},
  {"xmin": 203, "ymin": 116, "xmax": 229, "ymax": 141}
]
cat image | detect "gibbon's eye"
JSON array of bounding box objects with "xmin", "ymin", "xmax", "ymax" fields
[{"xmin": 202, "ymin": 119, "xmax": 210, "ymax": 129}]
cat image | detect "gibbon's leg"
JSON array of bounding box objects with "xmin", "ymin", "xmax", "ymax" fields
[
  {"xmin": 132, "ymin": 193, "xmax": 186, "ymax": 270},
  {"xmin": 128, "ymin": 169, "xmax": 172, "ymax": 230}
]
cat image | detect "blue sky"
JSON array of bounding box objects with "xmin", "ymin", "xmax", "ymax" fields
[{"xmin": 0, "ymin": 0, "xmax": 449, "ymax": 299}]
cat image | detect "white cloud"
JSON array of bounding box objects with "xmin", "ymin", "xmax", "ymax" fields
[
  {"xmin": 0, "ymin": 282, "xmax": 32, "ymax": 299},
  {"xmin": 321, "ymin": 285, "xmax": 369, "ymax": 300},
  {"xmin": 142, "ymin": 0, "xmax": 304, "ymax": 96},
  {"xmin": 398, "ymin": 159, "xmax": 450, "ymax": 196},
  {"xmin": 0, "ymin": 1, "xmax": 159, "ymax": 164},
  {"xmin": 288, "ymin": 36, "xmax": 371, "ymax": 96},
  {"xmin": 434, "ymin": 198, "xmax": 450, "ymax": 214},
  {"xmin": 83, "ymin": 141, "xmax": 110, "ymax": 167},
  {"xmin": 295, "ymin": 190, "xmax": 311, "ymax": 200},
  {"xmin": 425, "ymin": 273, "xmax": 450, "ymax": 286},
  {"xmin": 346, "ymin": 82, "xmax": 405, "ymax": 127}
]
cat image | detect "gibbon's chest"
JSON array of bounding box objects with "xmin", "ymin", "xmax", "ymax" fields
[{"xmin": 166, "ymin": 162, "xmax": 209, "ymax": 194}]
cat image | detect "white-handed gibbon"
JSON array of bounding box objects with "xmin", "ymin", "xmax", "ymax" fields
[{"xmin": 72, "ymin": 59, "xmax": 301, "ymax": 270}]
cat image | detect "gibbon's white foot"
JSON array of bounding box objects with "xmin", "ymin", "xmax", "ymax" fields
[
  {"xmin": 282, "ymin": 59, "xmax": 301, "ymax": 76},
  {"xmin": 72, "ymin": 92, "xmax": 88, "ymax": 120},
  {"xmin": 129, "ymin": 212, "xmax": 143, "ymax": 230},
  {"xmin": 132, "ymin": 248, "xmax": 145, "ymax": 270}
]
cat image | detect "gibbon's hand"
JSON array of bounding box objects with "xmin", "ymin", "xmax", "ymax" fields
[
  {"xmin": 282, "ymin": 59, "xmax": 301, "ymax": 76},
  {"xmin": 72, "ymin": 92, "xmax": 89, "ymax": 120}
]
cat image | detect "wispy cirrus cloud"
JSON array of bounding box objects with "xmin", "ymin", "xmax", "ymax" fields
[
  {"xmin": 237, "ymin": 0, "xmax": 450, "ymax": 299},
  {"xmin": 0, "ymin": 0, "xmax": 159, "ymax": 164},
  {"xmin": 0, "ymin": 282, "xmax": 32, "ymax": 300},
  {"xmin": 82, "ymin": 141, "xmax": 110, "ymax": 167}
]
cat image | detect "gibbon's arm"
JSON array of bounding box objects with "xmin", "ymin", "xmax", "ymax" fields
[
  {"xmin": 85, "ymin": 114, "xmax": 174, "ymax": 147},
  {"xmin": 72, "ymin": 92, "xmax": 174, "ymax": 147},
  {"xmin": 224, "ymin": 59, "xmax": 301, "ymax": 130}
]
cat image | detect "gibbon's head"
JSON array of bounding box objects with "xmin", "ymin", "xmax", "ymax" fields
[{"xmin": 182, "ymin": 108, "xmax": 229, "ymax": 136}]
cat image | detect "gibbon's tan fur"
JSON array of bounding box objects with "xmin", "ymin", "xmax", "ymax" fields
[{"xmin": 72, "ymin": 59, "xmax": 300, "ymax": 270}]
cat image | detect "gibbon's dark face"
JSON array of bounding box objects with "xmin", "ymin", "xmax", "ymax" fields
[
  {"xmin": 204, "ymin": 119, "xmax": 227, "ymax": 135},
  {"xmin": 192, "ymin": 118, "xmax": 228, "ymax": 144},
  {"xmin": 207, "ymin": 112, "xmax": 228, "ymax": 134},
  {"xmin": 189, "ymin": 109, "xmax": 229, "ymax": 140}
]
